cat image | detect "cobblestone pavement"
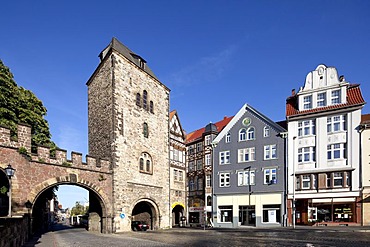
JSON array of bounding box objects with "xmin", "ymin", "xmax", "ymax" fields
[{"xmin": 23, "ymin": 224, "xmax": 370, "ymax": 247}]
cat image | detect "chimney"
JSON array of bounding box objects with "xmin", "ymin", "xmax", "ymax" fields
[{"xmin": 291, "ymin": 89, "xmax": 296, "ymax": 96}]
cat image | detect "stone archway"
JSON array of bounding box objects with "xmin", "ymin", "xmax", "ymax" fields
[
  {"xmin": 131, "ymin": 199, "xmax": 159, "ymax": 230},
  {"xmin": 171, "ymin": 203, "xmax": 185, "ymax": 227},
  {"xmin": 0, "ymin": 169, "xmax": 9, "ymax": 216},
  {"xmin": 27, "ymin": 175, "xmax": 111, "ymax": 234}
]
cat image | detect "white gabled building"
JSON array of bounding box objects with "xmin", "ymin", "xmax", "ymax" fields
[{"xmin": 286, "ymin": 64, "xmax": 365, "ymax": 226}]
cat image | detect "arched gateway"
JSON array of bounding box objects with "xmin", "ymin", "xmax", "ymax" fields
[{"xmin": 0, "ymin": 124, "xmax": 114, "ymax": 234}]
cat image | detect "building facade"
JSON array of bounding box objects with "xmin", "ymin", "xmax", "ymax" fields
[
  {"xmin": 87, "ymin": 38, "xmax": 171, "ymax": 232},
  {"xmin": 360, "ymin": 114, "xmax": 370, "ymax": 225},
  {"xmin": 186, "ymin": 117, "xmax": 232, "ymax": 226},
  {"xmin": 169, "ymin": 110, "xmax": 187, "ymax": 226},
  {"xmin": 212, "ymin": 104, "xmax": 287, "ymax": 227},
  {"xmin": 286, "ymin": 64, "xmax": 365, "ymax": 226}
]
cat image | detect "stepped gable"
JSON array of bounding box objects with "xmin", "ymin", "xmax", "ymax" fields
[
  {"xmin": 0, "ymin": 123, "xmax": 110, "ymax": 172},
  {"xmin": 186, "ymin": 116, "xmax": 233, "ymax": 144}
]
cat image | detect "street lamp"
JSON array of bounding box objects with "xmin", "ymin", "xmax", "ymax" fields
[
  {"xmin": 244, "ymin": 166, "xmax": 251, "ymax": 225},
  {"xmin": 5, "ymin": 164, "xmax": 16, "ymax": 217}
]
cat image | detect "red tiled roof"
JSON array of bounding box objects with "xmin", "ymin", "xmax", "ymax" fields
[
  {"xmin": 286, "ymin": 84, "xmax": 366, "ymax": 118},
  {"xmin": 186, "ymin": 116, "xmax": 233, "ymax": 143},
  {"xmin": 361, "ymin": 114, "xmax": 370, "ymax": 124}
]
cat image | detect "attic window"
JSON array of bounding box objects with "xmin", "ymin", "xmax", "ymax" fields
[{"xmin": 140, "ymin": 59, "xmax": 145, "ymax": 69}]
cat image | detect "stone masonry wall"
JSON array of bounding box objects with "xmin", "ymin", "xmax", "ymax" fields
[
  {"xmin": 88, "ymin": 50, "xmax": 171, "ymax": 232},
  {"xmin": 0, "ymin": 124, "xmax": 113, "ymax": 229},
  {"xmin": 87, "ymin": 55, "xmax": 114, "ymax": 160}
]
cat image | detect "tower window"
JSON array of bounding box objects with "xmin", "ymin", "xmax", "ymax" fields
[
  {"xmin": 143, "ymin": 90, "xmax": 148, "ymax": 110},
  {"xmin": 150, "ymin": 101, "xmax": 154, "ymax": 113},
  {"xmin": 143, "ymin": 123, "xmax": 149, "ymax": 138},
  {"xmin": 136, "ymin": 93, "xmax": 141, "ymax": 107}
]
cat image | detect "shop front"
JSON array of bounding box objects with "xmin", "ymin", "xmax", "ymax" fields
[{"xmin": 294, "ymin": 197, "xmax": 360, "ymax": 225}]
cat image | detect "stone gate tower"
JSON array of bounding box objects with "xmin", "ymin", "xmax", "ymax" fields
[{"xmin": 86, "ymin": 38, "xmax": 170, "ymax": 232}]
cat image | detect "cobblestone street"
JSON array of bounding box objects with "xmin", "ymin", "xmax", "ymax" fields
[{"xmin": 23, "ymin": 223, "xmax": 370, "ymax": 247}]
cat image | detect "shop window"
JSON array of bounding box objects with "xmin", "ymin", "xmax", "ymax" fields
[
  {"xmin": 219, "ymin": 206, "xmax": 233, "ymax": 222},
  {"xmin": 262, "ymin": 205, "xmax": 281, "ymax": 223}
]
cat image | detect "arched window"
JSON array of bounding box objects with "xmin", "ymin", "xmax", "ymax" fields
[
  {"xmin": 239, "ymin": 129, "xmax": 246, "ymax": 141},
  {"xmin": 264, "ymin": 126, "xmax": 270, "ymax": 137},
  {"xmin": 139, "ymin": 158, "xmax": 144, "ymax": 170},
  {"xmin": 149, "ymin": 101, "xmax": 154, "ymax": 113},
  {"xmin": 247, "ymin": 127, "xmax": 255, "ymax": 140},
  {"xmin": 139, "ymin": 152, "xmax": 152, "ymax": 174},
  {"xmin": 146, "ymin": 160, "xmax": 151, "ymax": 172},
  {"xmin": 226, "ymin": 133, "xmax": 231, "ymax": 143},
  {"xmin": 143, "ymin": 122, "xmax": 149, "ymax": 138},
  {"xmin": 143, "ymin": 90, "xmax": 148, "ymax": 110},
  {"xmin": 136, "ymin": 93, "xmax": 141, "ymax": 106}
]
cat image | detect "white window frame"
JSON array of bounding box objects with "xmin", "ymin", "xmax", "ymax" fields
[
  {"xmin": 298, "ymin": 147, "xmax": 316, "ymax": 163},
  {"xmin": 298, "ymin": 120, "xmax": 315, "ymax": 137},
  {"xmin": 179, "ymin": 170, "xmax": 183, "ymax": 181},
  {"xmin": 205, "ymin": 135, "xmax": 211, "ymax": 146},
  {"xmin": 205, "ymin": 154, "xmax": 211, "ymax": 166},
  {"xmin": 264, "ymin": 144, "xmax": 277, "ymax": 160},
  {"xmin": 302, "ymin": 175, "xmax": 311, "ymax": 189},
  {"xmin": 196, "ymin": 159, "xmax": 202, "ymax": 170},
  {"xmin": 226, "ymin": 133, "xmax": 231, "ymax": 143},
  {"xmin": 206, "ymin": 174, "xmax": 211, "ymax": 187},
  {"xmin": 239, "ymin": 129, "xmax": 246, "ymax": 141},
  {"xmin": 331, "ymin": 89, "xmax": 341, "ymax": 105},
  {"xmin": 247, "ymin": 127, "xmax": 255, "ymax": 140},
  {"xmin": 219, "ymin": 172, "xmax": 230, "ymax": 187},
  {"xmin": 317, "ymin": 92, "xmax": 326, "ymax": 107},
  {"xmin": 219, "ymin": 151, "xmax": 230, "ymax": 165},
  {"xmin": 327, "ymin": 115, "xmax": 346, "ymax": 133},
  {"xmin": 174, "ymin": 169, "xmax": 178, "ymax": 181},
  {"xmin": 238, "ymin": 147, "xmax": 255, "ymax": 162},
  {"xmin": 327, "ymin": 143, "xmax": 346, "ymax": 160},
  {"xmin": 188, "ymin": 161, "xmax": 195, "ymax": 172},
  {"xmin": 264, "ymin": 126, "xmax": 270, "ymax": 137},
  {"xmin": 303, "ymin": 95, "xmax": 312, "ymax": 109},
  {"xmin": 237, "ymin": 170, "xmax": 255, "ymax": 186},
  {"xmin": 264, "ymin": 168, "xmax": 277, "ymax": 184},
  {"xmin": 333, "ymin": 172, "xmax": 343, "ymax": 187}
]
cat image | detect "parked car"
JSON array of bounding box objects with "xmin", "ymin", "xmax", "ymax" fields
[{"xmin": 131, "ymin": 221, "xmax": 149, "ymax": 231}]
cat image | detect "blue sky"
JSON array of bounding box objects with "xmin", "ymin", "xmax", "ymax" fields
[{"xmin": 1, "ymin": 1, "xmax": 369, "ymax": 209}]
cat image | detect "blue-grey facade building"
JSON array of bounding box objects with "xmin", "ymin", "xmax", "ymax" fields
[{"xmin": 212, "ymin": 104, "xmax": 287, "ymax": 227}]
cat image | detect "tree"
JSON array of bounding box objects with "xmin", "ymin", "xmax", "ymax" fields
[
  {"xmin": 0, "ymin": 60, "xmax": 57, "ymax": 153},
  {"xmin": 70, "ymin": 201, "xmax": 88, "ymax": 216}
]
